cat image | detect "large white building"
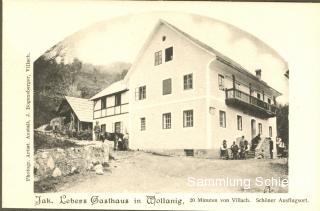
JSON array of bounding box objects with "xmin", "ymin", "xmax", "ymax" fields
[{"xmin": 90, "ymin": 19, "xmax": 281, "ymax": 157}]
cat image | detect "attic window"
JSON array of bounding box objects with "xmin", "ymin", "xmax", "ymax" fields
[
  {"xmin": 165, "ymin": 47, "xmax": 173, "ymax": 62},
  {"xmin": 162, "ymin": 36, "xmax": 166, "ymax": 41}
]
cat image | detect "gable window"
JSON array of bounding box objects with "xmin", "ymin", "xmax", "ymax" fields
[
  {"xmin": 269, "ymin": 126, "xmax": 272, "ymax": 137},
  {"xmin": 258, "ymin": 123, "xmax": 262, "ymax": 135},
  {"xmin": 101, "ymin": 97, "xmax": 106, "ymax": 109},
  {"xmin": 162, "ymin": 113, "xmax": 171, "ymax": 129},
  {"xmin": 162, "ymin": 78, "xmax": 172, "ymax": 95},
  {"xmin": 183, "ymin": 74, "xmax": 193, "ymax": 90},
  {"xmin": 237, "ymin": 115, "xmax": 242, "ymax": 131},
  {"xmin": 218, "ymin": 74, "xmax": 224, "ymax": 90},
  {"xmin": 183, "ymin": 110, "xmax": 194, "ymax": 127},
  {"xmin": 140, "ymin": 117, "xmax": 146, "ymax": 131},
  {"xmin": 165, "ymin": 46, "xmax": 173, "ymax": 62},
  {"xmin": 135, "ymin": 86, "xmax": 146, "ymax": 100},
  {"xmin": 154, "ymin": 50, "xmax": 162, "ymax": 66},
  {"xmin": 219, "ymin": 110, "xmax": 226, "ymax": 128},
  {"xmin": 115, "ymin": 94, "xmax": 121, "ymax": 106}
]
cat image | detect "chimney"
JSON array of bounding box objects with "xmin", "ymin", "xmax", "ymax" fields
[{"xmin": 255, "ymin": 69, "xmax": 261, "ymax": 80}]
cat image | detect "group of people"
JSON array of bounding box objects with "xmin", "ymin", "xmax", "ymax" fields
[
  {"xmin": 220, "ymin": 135, "xmax": 287, "ymax": 160},
  {"xmin": 94, "ymin": 121, "xmax": 129, "ymax": 151},
  {"xmin": 220, "ymin": 136, "xmax": 250, "ymax": 160}
]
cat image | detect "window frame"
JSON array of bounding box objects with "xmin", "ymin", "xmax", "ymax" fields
[
  {"xmin": 237, "ymin": 115, "xmax": 242, "ymax": 131},
  {"xmin": 183, "ymin": 110, "xmax": 194, "ymax": 127},
  {"xmin": 135, "ymin": 85, "xmax": 146, "ymax": 100},
  {"xmin": 269, "ymin": 126, "xmax": 272, "ymax": 137},
  {"xmin": 219, "ymin": 110, "xmax": 226, "ymax": 128},
  {"xmin": 183, "ymin": 73, "xmax": 193, "ymax": 90},
  {"xmin": 218, "ymin": 74, "xmax": 225, "ymax": 90},
  {"xmin": 140, "ymin": 117, "xmax": 146, "ymax": 131},
  {"xmin": 258, "ymin": 123, "xmax": 263, "ymax": 135},
  {"xmin": 101, "ymin": 97, "xmax": 107, "ymax": 109},
  {"xmin": 154, "ymin": 50, "xmax": 162, "ymax": 66},
  {"xmin": 162, "ymin": 113, "xmax": 172, "ymax": 129},
  {"xmin": 115, "ymin": 93, "xmax": 121, "ymax": 106}
]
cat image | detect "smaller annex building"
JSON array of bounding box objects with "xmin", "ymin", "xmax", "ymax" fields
[
  {"xmin": 57, "ymin": 96, "xmax": 93, "ymax": 132},
  {"xmin": 90, "ymin": 80, "xmax": 129, "ymax": 140}
]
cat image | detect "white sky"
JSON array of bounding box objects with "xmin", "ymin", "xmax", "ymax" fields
[{"xmin": 58, "ymin": 12, "xmax": 288, "ymax": 103}]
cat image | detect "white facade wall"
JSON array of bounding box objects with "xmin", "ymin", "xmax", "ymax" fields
[
  {"xmin": 128, "ymin": 23, "xmax": 213, "ymax": 149},
  {"xmin": 95, "ymin": 113, "xmax": 129, "ymax": 133}
]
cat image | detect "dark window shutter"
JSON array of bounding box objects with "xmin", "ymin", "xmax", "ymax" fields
[{"xmin": 163, "ymin": 79, "xmax": 172, "ymax": 95}]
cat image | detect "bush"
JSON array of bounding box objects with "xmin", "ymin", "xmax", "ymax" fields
[
  {"xmin": 75, "ymin": 130, "xmax": 92, "ymax": 140},
  {"xmin": 34, "ymin": 131, "xmax": 78, "ymax": 152}
]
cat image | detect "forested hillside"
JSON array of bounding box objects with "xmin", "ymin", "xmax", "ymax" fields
[{"xmin": 34, "ymin": 55, "xmax": 130, "ymax": 128}]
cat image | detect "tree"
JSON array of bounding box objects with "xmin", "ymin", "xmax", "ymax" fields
[{"xmin": 276, "ymin": 104, "xmax": 289, "ymax": 147}]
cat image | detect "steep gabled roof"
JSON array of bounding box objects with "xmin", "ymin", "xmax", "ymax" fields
[
  {"xmin": 90, "ymin": 80, "xmax": 127, "ymax": 100},
  {"xmin": 125, "ymin": 19, "xmax": 281, "ymax": 96},
  {"xmin": 64, "ymin": 96, "xmax": 93, "ymax": 122}
]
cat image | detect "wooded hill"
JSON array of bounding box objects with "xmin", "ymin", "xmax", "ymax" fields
[{"xmin": 34, "ymin": 56, "xmax": 130, "ymax": 128}]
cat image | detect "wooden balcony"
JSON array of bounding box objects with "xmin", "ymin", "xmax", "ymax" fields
[{"xmin": 225, "ymin": 88, "xmax": 277, "ymax": 118}]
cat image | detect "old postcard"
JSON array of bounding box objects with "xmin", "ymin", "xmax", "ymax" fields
[{"xmin": 2, "ymin": 0, "xmax": 320, "ymax": 210}]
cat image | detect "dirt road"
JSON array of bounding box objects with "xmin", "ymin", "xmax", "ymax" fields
[{"xmin": 58, "ymin": 151, "xmax": 288, "ymax": 193}]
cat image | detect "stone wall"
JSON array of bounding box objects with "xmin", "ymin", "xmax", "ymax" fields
[{"xmin": 34, "ymin": 142, "xmax": 109, "ymax": 181}]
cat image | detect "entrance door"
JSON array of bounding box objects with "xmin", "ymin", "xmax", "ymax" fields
[{"xmin": 251, "ymin": 119, "xmax": 256, "ymax": 139}]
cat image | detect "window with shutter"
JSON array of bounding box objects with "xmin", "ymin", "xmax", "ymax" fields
[
  {"xmin": 165, "ymin": 47, "xmax": 173, "ymax": 62},
  {"xmin": 162, "ymin": 78, "xmax": 172, "ymax": 95}
]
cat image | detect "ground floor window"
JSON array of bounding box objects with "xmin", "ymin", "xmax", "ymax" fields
[
  {"xmin": 237, "ymin": 115, "xmax": 242, "ymax": 130},
  {"xmin": 183, "ymin": 110, "xmax": 193, "ymax": 127},
  {"xmin": 219, "ymin": 110, "xmax": 226, "ymax": 128},
  {"xmin": 162, "ymin": 113, "xmax": 171, "ymax": 129},
  {"xmin": 258, "ymin": 123, "xmax": 262, "ymax": 135},
  {"xmin": 269, "ymin": 126, "xmax": 272, "ymax": 137},
  {"xmin": 114, "ymin": 122, "xmax": 122, "ymax": 133},
  {"xmin": 140, "ymin": 117, "xmax": 146, "ymax": 131}
]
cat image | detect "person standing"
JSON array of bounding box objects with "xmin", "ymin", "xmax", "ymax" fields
[
  {"xmin": 244, "ymin": 140, "xmax": 250, "ymax": 159},
  {"xmin": 278, "ymin": 138, "xmax": 285, "ymax": 158},
  {"xmin": 94, "ymin": 121, "xmax": 100, "ymax": 141},
  {"xmin": 231, "ymin": 141, "xmax": 239, "ymax": 160},
  {"xmin": 220, "ymin": 140, "xmax": 228, "ymax": 159},
  {"xmin": 123, "ymin": 132, "xmax": 129, "ymax": 150},
  {"xmin": 269, "ymin": 139, "xmax": 274, "ymax": 159}
]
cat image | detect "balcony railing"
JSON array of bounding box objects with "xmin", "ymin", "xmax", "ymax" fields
[{"xmin": 225, "ymin": 88, "xmax": 277, "ymax": 118}]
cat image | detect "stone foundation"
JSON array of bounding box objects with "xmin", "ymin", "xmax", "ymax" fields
[{"xmin": 142, "ymin": 149, "xmax": 220, "ymax": 159}]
